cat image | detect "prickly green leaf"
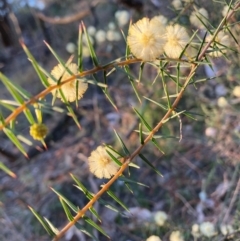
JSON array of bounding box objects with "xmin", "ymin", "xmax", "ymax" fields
[
  {"xmin": 75, "ymin": 223, "xmax": 100, "ymax": 241},
  {"xmin": 119, "ymin": 176, "xmax": 149, "ymax": 187},
  {"xmin": 0, "ymin": 72, "xmax": 32, "ymax": 99},
  {"xmin": 143, "ymin": 96, "xmax": 168, "ymax": 110},
  {"xmin": 51, "ymin": 188, "xmax": 78, "ymax": 213},
  {"xmin": 124, "ymin": 65, "xmax": 141, "ymax": 103},
  {"xmin": 82, "ymin": 22, "xmax": 99, "ymax": 67},
  {"xmin": 83, "ymin": 216, "xmax": 109, "ymax": 238},
  {"xmin": 151, "ymin": 138, "xmax": 165, "ymax": 154},
  {"xmin": 71, "ymin": 174, "xmax": 94, "ymax": 199},
  {"xmin": 106, "ymin": 150, "xmax": 122, "ymax": 167},
  {"xmin": 101, "ymin": 72, "xmax": 118, "ymax": 110},
  {"xmin": 162, "ymin": 110, "xmax": 186, "ymax": 123},
  {"xmin": 21, "ymin": 42, "xmax": 49, "ymax": 88},
  {"xmin": 44, "ymin": 41, "xmax": 66, "ymax": 67},
  {"xmin": 0, "ymin": 73, "xmax": 35, "ymax": 124},
  {"xmin": 133, "ymin": 108, "xmax": 152, "ymax": 131},
  {"xmin": 106, "ymin": 189, "xmax": 129, "ymax": 212},
  {"xmin": 3, "ymin": 128, "xmax": 28, "ymax": 157},
  {"xmin": 59, "ymin": 197, "xmax": 74, "ymax": 221},
  {"xmin": 17, "ymin": 134, "xmax": 33, "ymax": 146},
  {"xmin": 28, "ymin": 206, "xmax": 57, "ymax": 237},
  {"xmin": 139, "ymin": 153, "xmax": 163, "ymax": 177},
  {"xmin": 139, "ymin": 123, "xmax": 144, "ymax": 144},
  {"xmin": 89, "ymin": 207, "xmax": 102, "ymax": 223},
  {"xmin": 0, "ymin": 162, "xmax": 16, "ymax": 178},
  {"xmin": 113, "ymin": 130, "xmax": 130, "ymax": 155},
  {"xmin": 43, "ymin": 217, "xmax": 59, "ymax": 235},
  {"xmin": 58, "ymin": 89, "xmax": 81, "ymax": 129},
  {"xmin": 86, "ymin": 79, "xmax": 107, "ymax": 88},
  {"xmin": 78, "ymin": 25, "xmax": 84, "ymax": 72},
  {"xmin": 0, "ymin": 100, "xmax": 17, "ymax": 111}
]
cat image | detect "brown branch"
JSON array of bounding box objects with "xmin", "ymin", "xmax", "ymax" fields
[
  {"xmin": 34, "ymin": 0, "xmax": 107, "ymax": 25},
  {"xmin": 35, "ymin": 11, "xmax": 91, "ymax": 25},
  {"xmin": 0, "ymin": 57, "xmax": 142, "ymax": 131}
]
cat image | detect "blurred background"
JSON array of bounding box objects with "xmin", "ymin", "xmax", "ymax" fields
[{"xmin": 0, "ymin": 0, "xmax": 240, "ymax": 240}]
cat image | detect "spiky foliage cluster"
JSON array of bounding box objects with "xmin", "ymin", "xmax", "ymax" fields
[{"xmin": 0, "ymin": 1, "xmax": 239, "ymax": 241}]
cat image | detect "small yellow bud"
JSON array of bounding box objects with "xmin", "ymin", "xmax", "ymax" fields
[{"xmin": 30, "ymin": 123, "xmax": 48, "ymax": 140}]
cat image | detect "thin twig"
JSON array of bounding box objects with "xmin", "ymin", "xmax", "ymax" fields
[
  {"xmin": 34, "ymin": 0, "xmax": 107, "ymax": 24},
  {"xmin": 223, "ymin": 177, "xmax": 240, "ymax": 224}
]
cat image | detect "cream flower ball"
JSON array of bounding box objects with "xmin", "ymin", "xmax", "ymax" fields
[
  {"xmin": 169, "ymin": 231, "xmax": 184, "ymax": 241},
  {"xmin": 199, "ymin": 222, "xmax": 216, "ymax": 237},
  {"xmin": 48, "ymin": 63, "xmax": 88, "ymax": 102},
  {"xmin": 222, "ymin": 5, "xmax": 229, "ymax": 17},
  {"xmin": 191, "ymin": 224, "xmax": 201, "ymax": 238},
  {"xmin": 163, "ymin": 24, "xmax": 190, "ymax": 59},
  {"xmin": 233, "ymin": 86, "xmax": 240, "ymax": 97},
  {"xmin": 151, "ymin": 15, "xmax": 168, "ymax": 26},
  {"xmin": 127, "ymin": 17, "xmax": 166, "ymax": 61},
  {"xmin": 146, "ymin": 235, "xmax": 162, "ymax": 241},
  {"xmin": 190, "ymin": 8, "xmax": 209, "ymax": 29},
  {"xmin": 154, "ymin": 211, "xmax": 168, "ymax": 226},
  {"xmin": 220, "ymin": 224, "xmax": 234, "ymax": 235},
  {"xmin": 172, "ymin": 0, "xmax": 183, "ymax": 10},
  {"xmin": 206, "ymin": 31, "xmax": 229, "ymax": 57},
  {"xmin": 88, "ymin": 146, "xmax": 120, "ymax": 179}
]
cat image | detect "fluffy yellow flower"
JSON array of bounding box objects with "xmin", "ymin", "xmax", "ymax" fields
[
  {"xmin": 190, "ymin": 8, "xmax": 209, "ymax": 29},
  {"xmin": 169, "ymin": 231, "xmax": 184, "ymax": 241},
  {"xmin": 151, "ymin": 15, "xmax": 168, "ymax": 26},
  {"xmin": 199, "ymin": 222, "xmax": 216, "ymax": 237},
  {"xmin": 206, "ymin": 31, "xmax": 229, "ymax": 57},
  {"xmin": 48, "ymin": 63, "xmax": 88, "ymax": 102},
  {"xmin": 88, "ymin": 146, "xmax": 120, "ymax": 179},
  {"xmin": 154, "ymin": 211, "xmax": 168, "ymax": 226},
  {"xmin": 163, "ymin": 24, "xmax": 190, "ymax": 59},
  {"xmin": 233, "ymin": 86, "xmax": 240, "ymax": 97},
  {"xmin": 127, "ymin": 17, "xmax": 166, "ymax": 61},
  {"xmin": 146, "ymin": 235, "xmax": 162, "ymax": 241},
  {"xmin": 220, "ymin": 224, "xmax": 234, "ymax": 235},
  {"xmin": 30, "ymin": 123, "xmax": 48, "ymax": 140},
  {"xmin": 191, "ymin": 224, "xmax": 201, "ymax": 238}
]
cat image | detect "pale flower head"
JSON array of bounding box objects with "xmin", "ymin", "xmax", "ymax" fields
[
  {"xmin": 205, "ymin": 127, "xmax": 217, "ymax": 138},
  {"xmin": 108, "ymin": 22, "xmax": 116, "ymax": 30},
  {"xmin": 190, "ymin": 8, "xmax": 209, "ymax": 29},
  {"xmin": 222, "ymin": 5, "xmax": 229, "ymax": 17},
  {"xmin": 151, "ymin": 15, "xmax": 168, "ymax": 26},
  {"xmin": 65, "ymin": 42, "xmax": 76, "ymax": 54},
  {"xmin": 146, "ymin": 235, "xmax": 162, "ymax": 241},
  {"xmin": 191, "ymin": 224, "xmax": 201, "ymax": 238},
  {"xmin": 87, "ymin": 26, "xmax": 96, "ymax": 36},
  {"xmin": 48, "ymin": 63, "xmax": 88, "ymax": 102},
  {"xmin": 220, "ymin": 224, "xmax": 234, "ymax": 235},
  {"xmin": 115, "ymin": 10, "xmax": 130, "ymax": 27},
  {"xmin": 88, "ymin": 145, "xmax": 120, "ymax": 179},
  {"xmin": 154, "ymin": 211, "xmax": 168, "ymax": 226},
  {"xmin": 172, "ymin": 0, "xmax": 183, "ymax": 10},
  {"xmin": 95, "ymin": 29, "xmax": 106, "ymax": 43},
  {"xmin": 106, "ymin": 30, "xmax": 121, "ymax": 41},
  {"xmin": 199, "ymin": 222, "xmax": 216, "ymax": 237},
  {"xmin": 233, "ymin": 86, "xmax": 240, "ymax": 97},
  {"xmin": 163, "ymin": 24, "xmax": 190, "ymax": 59},
  {"xmin": 217, "ymin": 96, "xmax": 229, "ymax": 108},
  {"xmin": 127, "ymin": 17, "xmax": 166, "ymax": 61},
  {"xmin": 206, "ymin": 31, "xmax": 229, "ymax": 57},
  {"xmin": 169, "ymin": 231, "xmax": 184, "ymax": 241}
]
